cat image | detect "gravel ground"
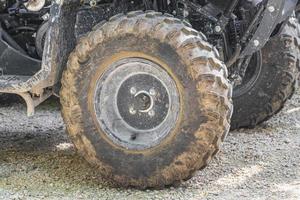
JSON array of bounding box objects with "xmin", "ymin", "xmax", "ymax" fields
[{"xmin": 0, "ymin": 91, "xmax": 299, "ymax": 200}]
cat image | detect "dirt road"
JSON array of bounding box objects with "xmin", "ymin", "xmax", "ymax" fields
[{"xmin": 0, "ymin": 91, "xmax": 299, "ymax": 200}]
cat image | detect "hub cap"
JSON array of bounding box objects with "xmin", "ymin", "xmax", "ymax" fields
[{"xmin": 93, "ymin": 58, "xmax": 180, "ymax": 150}]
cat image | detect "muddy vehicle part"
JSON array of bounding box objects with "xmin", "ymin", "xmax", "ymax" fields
[
  {"xmin": 231, "ymin": 17, "xmax": 300, "ymax": 129},
  {"xmin": 60, "ymin": 12, "xmax": 232, "ymax": 188},
  {"xmin": 0, "ymin": 0, "xmax": 296, "ymax": 116},
  {"xmin": 0, "ymin": 0, "xmax": 298, "ymax": 189}
]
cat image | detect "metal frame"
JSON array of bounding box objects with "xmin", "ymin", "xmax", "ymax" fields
[{"xmin": 240, "ymin": 0, "xmax": 297, "ymax": 57}]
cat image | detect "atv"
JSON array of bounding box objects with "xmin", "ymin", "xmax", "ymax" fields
[{"xmin": 0, "ymin": 0, "xmax": 299, "ymax": 188}]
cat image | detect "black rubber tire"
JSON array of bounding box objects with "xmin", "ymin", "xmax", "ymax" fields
[
  {"xmin": 231, "ymin": 17, "xmax": 300, "ymax": 130},
  {"xmin": 0, "ymin": 93, "xmax": 21, "ymax": 106},
  {"xmin": 60, "ymin": 11, "xmax": 232, "ymax": 188},
  {"xmin": 35, "ymin": 22, "xmax": 49, "ymax": 58}
]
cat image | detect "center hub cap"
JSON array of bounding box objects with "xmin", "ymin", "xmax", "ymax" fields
[
  {"xmin": 93, "ymin": 58, "xmax": 180, "ymax": 150},
  {"xmin": 117, "ymin": 74, "xmax": 169, "ymax": 130}
]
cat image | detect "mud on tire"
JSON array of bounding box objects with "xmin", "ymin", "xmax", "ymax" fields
[
  {"xmin": 60, "ymin": 11, "xmax": 232, "ymax": 188},
  {"xmin": 231, "ymin": 17, "xmax": 300, "ymax": 130}
]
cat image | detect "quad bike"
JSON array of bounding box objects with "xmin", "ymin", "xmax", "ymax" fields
[{"xmin": 0, "ymin": 0, "xmax": 299, "ymax": 188}]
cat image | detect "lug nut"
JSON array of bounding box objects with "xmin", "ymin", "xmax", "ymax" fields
[
  {"xmin": 148, "ymin": 110, "xmax": 155, "ymax": 117},
  {"xmin": 130, "ymin": 87, "xmax": 137, "ymax": 95},
  {"xmin": 129, "ymin": 107, "xmax": 136, "ymax": 115},
  {"xmin": 149, "ymin": 88, "xmax": 156, "ymax": 96}
]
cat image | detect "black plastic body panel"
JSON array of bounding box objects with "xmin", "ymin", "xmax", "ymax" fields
[
  {"xmin": 75, "ymin": 4, "xmax": 130, "ymax": 39},
  {"xmin": 0, "ymin": 37, "xmax": 41, "ymax": 76}
]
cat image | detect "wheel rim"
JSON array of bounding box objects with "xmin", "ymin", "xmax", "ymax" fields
[
  {"xmin": 233, "ymin": 51, "xmax": 262, "ymax": 97},
  {"xmin": 93, "ymin": 58, "xmax": 180, "ymax": 150}
]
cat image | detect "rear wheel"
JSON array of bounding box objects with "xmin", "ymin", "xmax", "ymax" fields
[
  {"xmin": 60, "ymin": 11, "xmax": 232, "ymax": 188},
  {"xmin": 231, "ymin": 17, "xmax": 300, "ymax": 129}
]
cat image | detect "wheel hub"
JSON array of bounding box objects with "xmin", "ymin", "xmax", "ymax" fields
[
  {"xmin": 93, "ymin": 58, "xmax": 180, "ymax": 150},
  {"xmin": 117, "ymin": 74, "xmax": 170, "ymax": 130}
]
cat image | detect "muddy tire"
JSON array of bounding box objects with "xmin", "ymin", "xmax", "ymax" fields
[
  {"xmin": 60, "ymin": 11, "xmax": 232, "ymax": 188},
  {"xmin": 231, "ymin": 17, "xmax": 300, "ymax": 130}
]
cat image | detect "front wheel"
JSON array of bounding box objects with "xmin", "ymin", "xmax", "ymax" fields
[{"xmin": 60, "ymin": 11, "xmax": 232, "ymax": 188}]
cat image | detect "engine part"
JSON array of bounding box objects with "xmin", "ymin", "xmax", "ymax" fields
[{"xmin": 24, "ymin": 0, "xmax": 45, "ymax": 12}]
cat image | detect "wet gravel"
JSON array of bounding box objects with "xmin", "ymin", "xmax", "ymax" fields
[{"xmin": 0, "ymin": 92, "xmax": 299, "ymax": 200}]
